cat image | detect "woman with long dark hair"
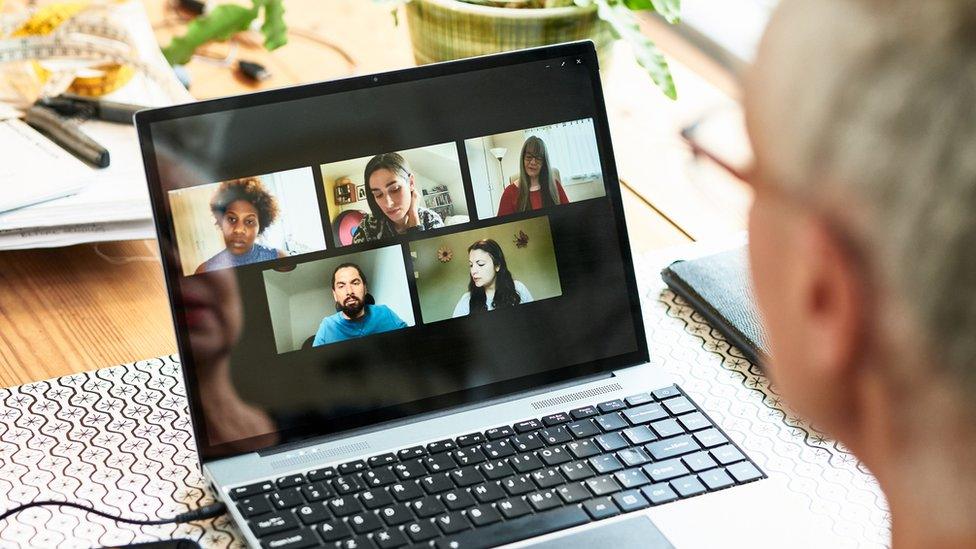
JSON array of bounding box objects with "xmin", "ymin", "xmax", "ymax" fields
[
  {"xmin": 352, "ymin": 152, "xmax": 444, "ymax": 243},
  {"xmin": 452, "ymin": 239, "xmax": 533, "ymax": 317},
  {"xmin": 496, "ymin": 136, "xmax": 570, "ymax": 216}
]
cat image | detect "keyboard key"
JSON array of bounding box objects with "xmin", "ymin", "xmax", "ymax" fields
[
  {"xmin": 511, "ymin": 433, "xmax": 544, "ymax": 452},
  {"xmin": 367, "ymin": 453, "xmax": 397, "ymax": 467},
  {"xmin": 261, "ymin": 527, "xmax": 318, "ymax": 549},
  {"xmin": 237, "ymin": 496, "xmax": 271, "ymax": 518},
  {"xmin": 678, "ymin": 412, "xmax": 711, "ymax": 432},
  {"xmin": 377, "ymin": 503, "xmax": 413, "ymax": 526},
  {"xmin": 337, "ymin": 536, "xmax": 369, "ymax": 549},
  {"xmin": 270, "ymin": 489, "xmax": 303, "ymax": 510},
  {"xmin": 727, "ymin": 461, "xmax": 763, "ymax": 483},
  {"xmin": 485, "ymin": 426, "xmax": 515, "ymax": 440},
  {"xmin": 539, "ymin": 426, "xmax": 573, "ymax": 445},
  {"xmin": 650, "ymin": 418, "xmax": 684, "ymax": 438},
  {"xmin": 427, "ymin": 439, "xmax": 457, "ymax": 454},
  {"xmin": 338, "ymin": 460, "xmax": 366, "ymax": 474},
  {"xmin": 497, "ymin": 497, "xmax": 532, "ymax": 519},
  {"xmin": 711, "ymin": 444, "xmax": 746, "ymax": 465},
  {"xmin": 594, "ymin": 413, "xmax": 629, "ymax": 432},
  {"xmin": 585, "ymin": 475, "xmax": 621, "ymax": 496},
  {"xmin": 231, "ymin": 480, "xmax": 274, "ymax": 500},
  {"xmin": 662, "ymin": 396, "xmax": 696, "ymax": 415},
  {"xmin": 616, "ymin": 447, "xmax": 651, "ymax": 467},
  {"xmin": 467, "ymin": 504, "xmax": 502, "ymax": 526},
  {"xmin": 362, "ymin": 467, "xmax": 397, "ymax": 488},
  {"xmin": 327, "ymin": 495, "xmax": 363, "ymax": 517},
  {"xmin": 622, "ymin": 425, "xmax": 656, "ymax": 445},
  {"xmin": 642, "ymin": 483, "xmax": 679, "ymax": 505},
  {"xmin": 614, "ymin": 468, "xmax": 651, "ymax": 489},
  {"xmin": 509, "ymin": 452, "xmax": 545, "ymax": 473},
  {"xmin": 699, "ymin": 468, "xmax": 735, "ymax": 490},
  {"xmin": 456, "ymin": 433, "xmax": 485, "ymax": 447},
  {"xmin": 479, "ymin": 459, "xmax": 515, "ymax": 480},
  {"xmin": 300, "ymin": 482, "xmax": 331, "ymax": 502},
  {"xmin": 556, "ymin": 482, "xmax": 590, "ymax": 503},
  {"xmin": 452, "ymin": 446, "xmax": 486, "ymax": 466},
  {"xmin": 652, "ymin": 386, "xmax": 681, "ymax": 400},
  {"xmin": 613, "ymin": 489, "xmax": 650, "ymax": 512},
  {"xmin": 397, "ymin": 446, "xmax": 426, "ymax": 460},
  {"xmin": 646, "ymin": 435, "xmax": 701, "ymax": 461},
  {"xmin": 442, "ymin": 489, "xmax": 475, "ymax": 510},
  {"xmin": 424, "ymin": 453, "xmax": 457, "ymax": 473},
  {"xmin": 501, "ymin": 474, "xmax": 536, "ymax": 496},
  {"xmin": 567, "ymin": 419, "xmax": 601, "ymax": 438},
  {"xmin": 625, "ymin": 392, "xmax": 654, "ymax": 406},
  {"xmin": 589, "ymin": 454, "xmax": 624, "ymax": 474},
  {"xmin": 437, "ymin": 506, "xmax": 589, "ymax": 549},
  {"xmin": 373, "ymin": 528, "xmax": 408, "ymax": 549},
  {"xmin": 332, "ymin": 476, "xmax": 362, "ymax": 495},
  {"xmin": 670, "ymin": 475, "xmax": 707, "ymax": 497},
  {"xmin": 411, "ymin": 495, "xmax": 445, "ymax": 518},
  {"xmin": 643, "ymin": 458, "xmax": 690, "ymax": 483},
  {"xmin": 434, "ymin": 511, "xmax": 470, "ymax": 534},
  {"xmin": 404, "ymin": 520, "xmax": 440, "ymax": 543},
  {"xmin": 595, "ymin": 432, "xmax": 628, "ymax": 452},
  {"xmin": 295, "ymin": 503, "xmax": 329, "ymax": 525},
  {"xmin": 306, "ymin": 467, "xmax": 337, "ymax": 482},
  {"xmin": 359, "ymin": 487, "xmax": 393, "ymax": 509},
  {"xmin": 683, "ymin": 451, "xmax": 718, "ymax": 472},
  {"xmin": 348, "ymin": 511, "xmax": 382, "ymax": 534},
  {"xmin": 450, "ymin": 466, "xmax": 485, "ymax": 487},
  {"xmin": 389, "ymin": 481, "xmax": 423, "ymax": 501},
  {"xmin": 275, "ymin": 474, "xmax": 305, "ymax": 489},
  {"xmin": 538, "ymin": 446, "xmax": 572, "ymax": 466},
  {"xmin": 623, "ymin": 403, "xmax": 668, "ymax": 425},
  {"xmin": 583, "ymin": 496, "xmax": 620, "ymax": 519},
  {"xmin": 694, "ymin": 428, "xmax": 729, "ymax": 448},
  {"xmin": 514, "ymin": 419, "xmax": 543, "ymax": 433},
  {"xmin": 598, "ymin": 399, "xmax": 626, "ymax": 413},
  {"xmin": 482, "ymin": 440, "xmax": 515, "ymax": 459},
  {"xmin": 542, "ymin": 412, "xmax": 571, "ymax": 426},
  {"xmin": 317, "ymin": 519, "xmax": 351, "ymax": 542},
  {"xmin": 527, "ymin": 489, "xmax": 562, "ymax": 511},
  {"xmin": 420, "ymin": 473, "xmax": 455, "ymax": 493},
  {"xmin": 567, "ymin": 439, "xmax": 600, "ymax": 459},
  {"xmin": 560, "ymin": 460, "xmax": 596, "ymax": 481},
  {"xmin": 471, "ymin": 482, "xmax": 506, "ymax": 503},
  {"xmin": 531, "ymin": 467, "xmax": 564, "ymax": 489},
  {"xmin": 570, "ymin": 405, "xmax": 599, "ymax": 419},
  {"xmin": 250, "ymin": 512, "xmax": 299, "ymax": 537}
]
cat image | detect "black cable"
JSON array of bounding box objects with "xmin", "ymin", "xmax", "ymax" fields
[{"xmin": 0, "ymin": 500, "xmax": 227, "ymax": 526}]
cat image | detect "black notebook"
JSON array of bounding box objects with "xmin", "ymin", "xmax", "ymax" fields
[{"xmin": 660, "ymin": 246, "xmax": 768, "ymax": 366}]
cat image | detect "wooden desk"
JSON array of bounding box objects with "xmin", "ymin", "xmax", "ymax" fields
[{"xmin": 0, "ymin": 0, "xmax": 747, "ymax": 386}]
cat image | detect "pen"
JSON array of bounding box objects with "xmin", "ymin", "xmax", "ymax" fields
[
  {"xmin": 37, "ymin": 94, "xmax": 145, "ymax": 125},
  {"xmin": 25, "ymin": 105, "xmax": 110, "ymax": 168}
]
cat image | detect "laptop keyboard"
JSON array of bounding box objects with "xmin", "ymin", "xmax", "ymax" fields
[{"xmin": 228, "ymin": 384, "xmax": 764, "ymax": 549}]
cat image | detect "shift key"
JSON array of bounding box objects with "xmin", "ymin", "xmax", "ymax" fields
[{"xmin": 645, "ymin": 435, "xmax": 701, "ymax": 461}]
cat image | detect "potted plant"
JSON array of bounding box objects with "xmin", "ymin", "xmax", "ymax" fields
[{"xmin": 394, "ymin": 0, "xmax": 680, "ymax": 99}]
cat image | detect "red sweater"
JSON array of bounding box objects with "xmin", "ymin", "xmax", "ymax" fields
[{"xmin": 496, "ymin": 180, "xmax": 570, "ymax": 216}]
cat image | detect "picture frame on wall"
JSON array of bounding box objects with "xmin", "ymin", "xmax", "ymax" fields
[{"xmin": 356, "ymin": 185, "xmax": 366, "ymax": 201}]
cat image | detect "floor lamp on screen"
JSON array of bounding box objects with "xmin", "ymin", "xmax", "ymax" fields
[{"xmin": 489, "ymin": 147, "xmax": 507, "ymax": 207}]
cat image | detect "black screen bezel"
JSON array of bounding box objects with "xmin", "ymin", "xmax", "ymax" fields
[{"xmin": 135, "ymin": 41, "xmax": 649, "ymax": 463}]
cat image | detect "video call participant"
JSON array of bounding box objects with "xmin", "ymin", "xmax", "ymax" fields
[
  {"xmin": 195, "ymin": 177, "xmax": 287, "ymax": 274},
  {"xmin": 453, "ymin": 239, "xmax": 533, "ymax": 317},
  {"xmin": 496, "ymin": 136, "xmax": 570, "ymax": 217},
  {"xmin": 313, "ymin": 263, "xmax": 408, "ymax": 346},
  {"xmin": 353, "ymin": 153, "xmax": 444, "ymax": 243}
]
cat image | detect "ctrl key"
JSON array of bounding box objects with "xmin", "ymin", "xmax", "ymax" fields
[{"xmin": 261, "ymin": 528, "xmax": 318, "ymax": 549}]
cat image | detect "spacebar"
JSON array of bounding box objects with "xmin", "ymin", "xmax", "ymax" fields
[{"xmin": 435, "ymin": 506, "xmax": 590, "ymax": 549}]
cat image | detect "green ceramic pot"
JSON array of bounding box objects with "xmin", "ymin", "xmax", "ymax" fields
[{"xmin": 405, "ymin": 0, "xmax": 614, "ymax": 66}]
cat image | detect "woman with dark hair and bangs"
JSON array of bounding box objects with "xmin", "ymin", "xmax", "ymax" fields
[
  {"xmin": 452, "ymin": 239, "xmax": 533, "ymax": 317},
  {"xmin": 195, "ymin": 177, "xmax": 286, "ymax": 274},
  {"xmin": 352, "ymin": 152, "xmax": 444, "ymax": 243},
  {"xmin": 496, "ymin": 135, "xmax": 570, "ymax": 217}
]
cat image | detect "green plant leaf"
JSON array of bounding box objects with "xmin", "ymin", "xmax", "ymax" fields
[
  {"xmin": 595, "ymin": 0, "xmax": 676, "ymax": 99},
  {"xmin": 649, "ymin": 0, "xmax": 680, "ymax": 24},
  {"xmin": 261, "ymin": 0, "xmax": 288, "ymax": 51},
  {"xmin": 162, "ymin": 4, "xmax": 258, "ymax": 66}
]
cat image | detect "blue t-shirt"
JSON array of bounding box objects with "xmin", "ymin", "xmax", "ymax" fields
[
  {"xmin": 313, "ymin": 304, "xmax": 408, "ymax": 346},
  {"xmin": 199, "ymin": 242, "xmax": 279, "ymax": 272}
]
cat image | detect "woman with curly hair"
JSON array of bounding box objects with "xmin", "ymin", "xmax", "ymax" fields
[
  {"xmin": 195, "ymin": 177, "xmax": 286, "ymax": 274},
  {"xmin": 452, "ymin": 239, "xmax": 533, "ymax": 317},
  {"xmin": 352, "ymin": 152, "xmax": 444, "ymax": 244}
]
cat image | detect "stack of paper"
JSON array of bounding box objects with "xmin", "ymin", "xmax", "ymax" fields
[{"xmin": 0, "ymin": 1, "xmax": 192, "ymax": 250}]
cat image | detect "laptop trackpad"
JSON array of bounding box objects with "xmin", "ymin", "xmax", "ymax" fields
[{"xmin": 526, "ymin": 515, "xmax": 674, "ymax": 548}]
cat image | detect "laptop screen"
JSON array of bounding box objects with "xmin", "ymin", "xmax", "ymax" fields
[{"xmin": 137, "ymin": 42, "xmax": 647, "ymax": 461}]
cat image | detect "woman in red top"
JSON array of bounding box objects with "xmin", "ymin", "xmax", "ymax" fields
[{"xmin": 496, "ymin": 135, "xmax": 570, "ymax": 216}]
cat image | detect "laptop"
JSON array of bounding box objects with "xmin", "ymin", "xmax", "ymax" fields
[{"xmin": 136, "ymin": 42, "xmax": 827, "ymax": 549}]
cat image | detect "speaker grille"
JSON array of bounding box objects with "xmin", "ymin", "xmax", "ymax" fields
[
  {"xmin": 530, "ymin": 383, "xmax": 622, "ymax": 410},
  {"xmin": 270, "ymin": 441, "xmax": 370, "ymax": 471}
]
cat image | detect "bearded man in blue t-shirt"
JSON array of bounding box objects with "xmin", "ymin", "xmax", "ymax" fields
[{"xmin": 313, "ymin": 262, "xmax": 407, "ymax": 346}]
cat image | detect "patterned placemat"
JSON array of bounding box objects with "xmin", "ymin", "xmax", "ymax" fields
[{"xmin": 0, "ymin": 251, "xmax": 890, "ymax": 548}]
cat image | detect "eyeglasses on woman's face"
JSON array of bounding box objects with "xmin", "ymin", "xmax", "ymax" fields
[{"xmin": 523, "ymin": 152, "xmax": 544, "ymax": 165}]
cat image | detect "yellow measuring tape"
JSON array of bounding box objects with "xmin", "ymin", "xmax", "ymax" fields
[{"xmin": 9, "ymin": 1, "xmax": 134, "ymax": 97}]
